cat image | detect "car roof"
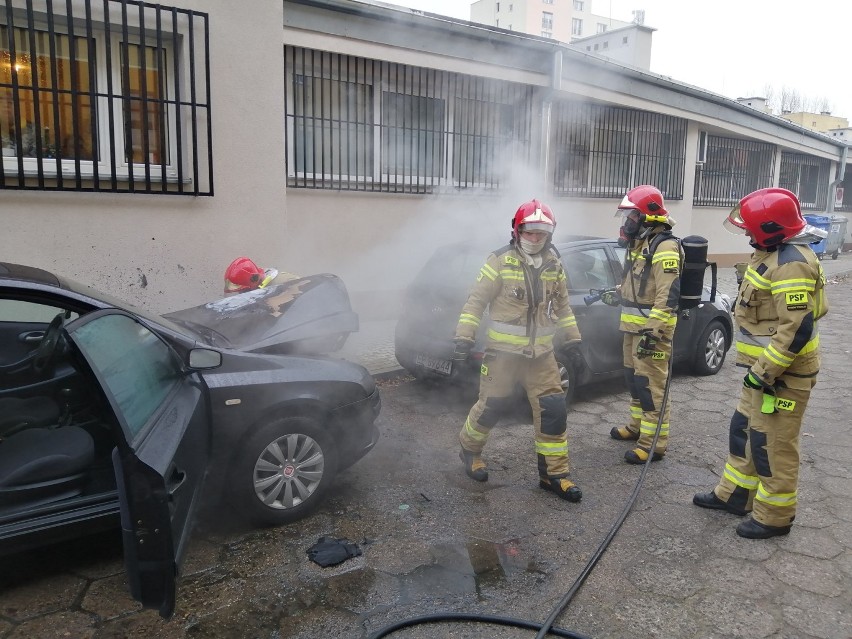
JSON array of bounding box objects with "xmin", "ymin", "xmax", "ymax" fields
[{"xmin": 0, "ymin": 262, "xmax": 62, "ymax": 287}]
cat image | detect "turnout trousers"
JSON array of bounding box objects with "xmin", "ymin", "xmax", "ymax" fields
[
  {"xmin": 714, "ymin": 377, "xmax": 816, "ymax": 528},
  {"xmin": 622, "ymin": 332, "xmax": 672, "ymax": 454},
  {"xmin": 458, "ymin": 350, "xmax": 571, "ymax": 478}
]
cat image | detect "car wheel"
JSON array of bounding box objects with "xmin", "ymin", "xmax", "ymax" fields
[
  {"xmin": 557, "ymin": 357, "xmax": 577, "ymax": 409},
  {"xmin": 692, "ymin": 320, "xmax": 728, "ymax": 376},
  {"xmin": 230, "ymin": 416, "xmax": 337, "ymax": 526}
]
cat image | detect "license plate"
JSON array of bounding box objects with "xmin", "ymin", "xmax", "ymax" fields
[{"xmin": 415, "ymin": 354, "xmax": 452, "ymax": 375}]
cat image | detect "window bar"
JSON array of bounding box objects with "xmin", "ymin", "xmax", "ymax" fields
[
  {"xmin": 344, "ymin": 52, "xmax": 351, "ymax": 189},
  {"xmin": 460, "ymin": 71, "xmax": 469, "ymax": 188},
  {"xmin": 334, "ymin": 51, "xmax": 341, "ymax": 189},
  {"xmin": 202, "ymin": 11, "xmax": 212, "ymax": 195},
  {"xmin": 413, "ymin": 64, "xmax": 420, "ymax": 191},
  {"xmin": 170, "ymin": 7, "xmax": 182, "ymax": 192},
  {"xmin": 298, "ymin": 48, "xmax": 306, "ymax": 188},
  {"xmin": 367, "ymin": 56, "xmax": 374, "ymax": 191},
  {"xmin": 5, "ymin": 0, "xmax": 25, "ymax": 185},
  {"xmin": 103, "ymin": 0, "xmax": 117, "ymax": 189},
  {"xmin": 309, "ymin": 48, "xmax": 316, "ymax": 189},
  {"xmin": 45, "ymin": 0, "xmax": 63, "ymax": 187},
  {"xmin": 429, "ymin": 67, "xmax": 437, "ymax": 190},
  {"xmin": 120, "ymin": 0, "xmax": 134, "ymax": 190},
  {"xmin": 318, "ymin": 50, "xmax": 326, "ymax": 188},
  {"xmin": 155, "ymin": 7, "xmax": 166, "ymax": 192},
  {"xmin": 84, "ymin": 0, "xmax": 99, "ymax": 190},
  {"xmin": 25, "ymin": 0, "xmax": 46, "ymax": 187},
  {"xmin": 138, "ymin": 2, "xmax": 151, "ymax": 190},
  {"xmin": 187, "ymin": 10, "xmax": 198, "ymax": 195}
]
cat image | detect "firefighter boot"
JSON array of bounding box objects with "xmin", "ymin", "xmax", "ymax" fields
[
  {"xmin": 610, "ymin": 426, "xmax": 639, "ymax": 441},
  {"xmin": 459, "ymin": 448, "xmax": 488, "ymax": 482},
  {"xmin": 692, "ymin": 491, "xmax": 748, "ymax": 516},
  {"xmin": 624, "ymin": 447, "xmax": 664, "ymax": 464},
  {"xmin": 736, "ymin": 517, "xmax": 791, "ymax": 539},
  {"xmin": 539, "ymin": 477, "xmax": 582, "ymax": 502}
]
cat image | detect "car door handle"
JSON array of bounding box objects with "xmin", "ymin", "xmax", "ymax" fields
[
  {"xmin": 20, "ymin": 331, "xmax": 46, "ymax": 343},
  {"xmin": 166, "ymin": 465, "xmax": 187, "ymax": 497}
]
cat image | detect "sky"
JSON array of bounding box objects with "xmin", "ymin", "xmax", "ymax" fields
[{"xmin": 381, "ymin": 0, "xmax": 852, "ymax": 121}]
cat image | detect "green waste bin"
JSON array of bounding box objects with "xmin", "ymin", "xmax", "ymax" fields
[
  {"xmin": 804, "ymin": 215, "xmax": 831, "ymax": 257},
  {"xmin": 825, "ymin": 215, "xmax": 848, "ymax": 260}
]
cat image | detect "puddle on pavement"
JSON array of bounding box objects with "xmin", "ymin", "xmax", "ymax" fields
[{"xmin": 401, "ymin": 538, "xmax": 545, "ymax": 602}]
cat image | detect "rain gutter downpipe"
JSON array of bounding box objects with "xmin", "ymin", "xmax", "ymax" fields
[
  {"xmin": 541, "ymin": 49, "xmax": 562, "ymax": 195},
  {"xmin": 827, "ymin": 144, "xmax": 848, "ymax": 215}
]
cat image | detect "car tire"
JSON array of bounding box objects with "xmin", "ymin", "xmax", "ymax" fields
[
  {"xmin": 229, "ymin": 415, "xmax": 338, "ymax": 527},
  {"xmin": 692, "ymin": 319, "xmax": 728, "ymax": 376},
  {"xmin": 557, "ymin": 356, "xmax": 578, "ymax": 409}
]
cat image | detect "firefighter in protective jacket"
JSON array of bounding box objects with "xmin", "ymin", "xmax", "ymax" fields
[
  {"xmin": 693, "ymin": 188, "xmax": 828, "ymax": 539},
  {"xmin": 608, "ymin": 185, "xmax": 682, "ymax": 464},
  {"xmin": 455, "ymin": 199, "xmax": 583, "ymax": 502}
]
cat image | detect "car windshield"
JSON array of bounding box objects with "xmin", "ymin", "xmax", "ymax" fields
[{"xmin": 56, "ymin": 274, "xmax": 208, "ymax": 343}]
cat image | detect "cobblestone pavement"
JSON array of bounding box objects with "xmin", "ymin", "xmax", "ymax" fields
[{"xmin": 2, "ymin": 255, "xmax": 852, "ymax": 639}]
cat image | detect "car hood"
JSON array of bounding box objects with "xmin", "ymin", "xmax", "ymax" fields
[{"xmin": 164, "ymin": 274, "xmax": 359, "ymax": 355}]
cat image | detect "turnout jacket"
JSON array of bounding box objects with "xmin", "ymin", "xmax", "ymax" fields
[
  {"xmin": 455, "ymin": 243, "xmax": 580, "ymax": 358},
  {"xmin": 736, "ymin": 243, "xmax": 828, "ymax": 389},
  {"xmin": 619, "ymin": 228, "xmax": 683, "ymax": 339}
]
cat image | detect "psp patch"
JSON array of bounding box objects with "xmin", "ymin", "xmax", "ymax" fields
[
  {"xmin": 775, "ymin": 397, "xmax": 796, "ymax": 412},
  {"xmin": 785, "ymin": 291, "xmax": 808, "ymax": 310},
  {"xmin": 661, "ymin": 258, "xmax": 679, "ymax": 273},
  {"xmin": 504, "ymin": 255, "xmax": 520, "ymax": 266}
]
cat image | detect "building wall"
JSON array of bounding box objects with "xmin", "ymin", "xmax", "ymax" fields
[
  {"xmin": 780, "ymin": 111, "xmax": 850, "ymax": 133},
  {"xmin": 570, "ymin": 24, "xmax": 654, "ymax": 69}
]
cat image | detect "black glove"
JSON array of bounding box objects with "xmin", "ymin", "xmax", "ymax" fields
[
  {"xmin": 636, "ymin": 333, "xmax": 657, "ymax": 359},
  {"xmin": 743, "ymin": 370, "xmax": 763, "ymax": 390},
  {"xmin": 307, "ymin": 536, "xmax": 362, "ymax": 567},
  {"xmin": 600, "ymin": 289, "xmax": 621, "ymax": 307},
  {"xmin": 452, "ymin": 340, "xmax": 473, "ymax": 363}
]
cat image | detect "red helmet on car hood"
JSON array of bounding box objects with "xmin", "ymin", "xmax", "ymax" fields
[{"xmin": 224, "ymin": 257, "xmax": 265, "ymax": 295}]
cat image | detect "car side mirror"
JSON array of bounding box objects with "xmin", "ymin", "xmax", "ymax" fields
[{"xmin": 188, "ymin": 348, "xmax": 222, "ymax": 370}]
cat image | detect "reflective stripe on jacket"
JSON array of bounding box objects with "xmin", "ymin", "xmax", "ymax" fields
[
  {"xmin": 455, "ymin": 244, "xmax": 580, "ymax": 357},
  {"xmin": 734, "ymin": 243, "xmax": 828, "ymax": 388},
  {"xmin": 618, "ymin": 230, "xmax": 682, "ymax": 338}
]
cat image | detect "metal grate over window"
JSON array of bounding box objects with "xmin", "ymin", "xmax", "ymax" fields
[
  {"xmin": 693, "ymin": 135, "xmax": 774, "ymax": 207},
  {"xmin": 552, "ymin": 100, "xmax": 687, "ymax": 199},
  {"xmin": 0, "ymin": 0, "xmax": 212, "ymax": 195},
  {"xmin": 284, "ymin": 46, "xmax": 534, "ymax": 193},
  {"xmin": 779, "ymin": 151, "xmax": 830, "ymax": 210}
]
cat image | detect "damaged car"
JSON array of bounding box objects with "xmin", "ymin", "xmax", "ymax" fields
[
  {"xmin": 395, "ymin": 236, "xmax": 733, "ymax": 406},
  {"xmin": 0, "ymin": 262, "xmax": 380, "ymax": 617}
]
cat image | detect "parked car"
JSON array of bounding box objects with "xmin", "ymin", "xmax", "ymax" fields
[
  {"xmin": 0, "ymin": 263, "xmax": 380, "ymax": 617},
  {"xmin": 395, "ymin": 236, "xmax": 733, "ymax": 405}
]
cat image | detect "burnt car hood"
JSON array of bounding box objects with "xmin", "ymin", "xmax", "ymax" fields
[{"xmin": 164, "ymin": 274, "xmax": 359, "ymax": 355}]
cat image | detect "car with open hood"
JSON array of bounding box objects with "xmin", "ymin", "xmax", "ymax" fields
[
  {"xmin": 0, "ymin": 263, "xmax": 380, "ymax": 618},
  {"xmin": 395, "ymin": 236, "xmax": 733, "ymax": 405}
]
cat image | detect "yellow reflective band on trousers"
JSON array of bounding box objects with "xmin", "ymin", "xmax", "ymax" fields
[
  {"xmin": 723, "ymin": 463, "xmax": 759, "ymax": 490},
  {"xmin": 535, "ymin": 440, "xmax": 568, "ymax": 457},
  {"xmin": 459, "ymin": 312, "xmax": 481, "ymax": 328},
  {"xmin": 640, "ymin": 419, "xmax": 669, "ymax": 437},
  {"xmin": 755, "ymin": 483, "xmax": 797, "ymax": 508},
  {"xmin": 631, "ymin": 406, "xmax": 642, "ymax": 419},
  {"xmin": 557, "ymin": 316, "xmax": 577, "ymax": 329},
  {"xmin": 463, "ymin": 417, "xmax": 488, "ymax": 442}
]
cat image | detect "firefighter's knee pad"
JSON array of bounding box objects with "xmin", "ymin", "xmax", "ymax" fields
[
  {"xmin": 750, "ymin": 429, "xmax": 771, "ymax": 477},
  {"xmin": 539, "ymin": 393, "xmax": 568, "ymax": 436},
  {"xmin": 634, "ymin": 375, "xmax": 655, "ymax": 412},
  {"xmin": 729, "ymin": 410, "xmax": 749, "ymax": 458},
  {"xmin": 479, "ymin": 395, "xmax": 514, "ymax": 428},
  {"xmin": 623, "ymin": 367, "xmax": 638, "ymax": 399}
]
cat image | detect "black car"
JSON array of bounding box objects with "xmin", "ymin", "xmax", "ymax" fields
[
  {"xmin": 0, "ymin": 263, "xmax": 380, "ymax": 617},
  {"xmin": 395, "ymin": 236, "xmax": 733, "ymax": 405}
]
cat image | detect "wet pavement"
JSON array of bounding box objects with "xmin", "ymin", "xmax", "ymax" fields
[{"xmin": 3, "ymin": 255, "xmax": 852, "ymax": 639}]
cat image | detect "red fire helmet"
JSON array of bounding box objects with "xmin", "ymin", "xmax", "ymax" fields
[
  {"xmin": 724, "ymin": 188, "xmax": 805, "ymax": 248},
  {"xmin": 224, "ymin": 257, "xmax": 265, "ymax": 294}
]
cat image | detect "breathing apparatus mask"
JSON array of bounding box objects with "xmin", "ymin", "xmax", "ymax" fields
[{"xmin": 617, "ymin": 210, "xmax": 644, "ymax": 248}]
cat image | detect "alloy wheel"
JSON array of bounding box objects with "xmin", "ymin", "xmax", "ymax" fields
[{"xmin": 253, "ymin": 433, "xmax": 325, "ymax": 510}]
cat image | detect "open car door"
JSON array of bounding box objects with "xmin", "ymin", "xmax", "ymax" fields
[{"xmin": 66, "ymin": 310, "xmax": 212, "ymax": 618}]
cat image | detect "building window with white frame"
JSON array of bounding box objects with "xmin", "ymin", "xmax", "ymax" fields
[
  {"xmin": 779, "ymin": 152, "xmax": 829, "ymax": 210},
  {"xmin": 542, "ymin": 12, "xmax": 553, "ymax": 30},
  {"xmin": 693, "ymin": 135, "xmax": 775, "ymax": 206},
  {"xmin": 597, "ymin": 23, "xmax": 607, "ymax": 33},
  {"xmin": 543, "ymin": 0, "xmax": 554, "ymax": 4},
  {"xmin": 573, "ymin": 0, "xmax": 584, "ymax": 10},
  {"xmin": 0, "ymin": 1, "xmax": 212, "ymax": 195},
  {"xmin": 571, "ymin": 18, "xmax": 582, "ymax": 36}
]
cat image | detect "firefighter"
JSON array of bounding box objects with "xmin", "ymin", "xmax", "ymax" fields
[
  {"xmin": 606, "ymin": 185, "xmax": 682, "ymax": 464},
  {"xmin": 693, "ymin": 188, "xmax": 828, "ymax": 539},
  {"xmin": 454, "ymin": 199, "xmax": 584, "ymax": 502},
  {"xmin": 223, "ymin": 257, "xmax": 298, "ymax": 295}
]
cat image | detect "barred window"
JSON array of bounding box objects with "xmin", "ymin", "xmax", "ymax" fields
[
  {"xmin": 285, "ymin": 46, "xmax": 533, "ymax": 193},
  {"xmin": 0, "ymin": 0, "xmax": 211, "ymax": 195},
  {"xmin": 552, "ymin": 101, "xmax": 686, "ymax": 198},
  {"xmin": 779, "ymin": 152, "xmax": 830, "ymax": 210},
  {"xmin": 693, "ymin": 135, "xmax": 775, "ymax": 207}
]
